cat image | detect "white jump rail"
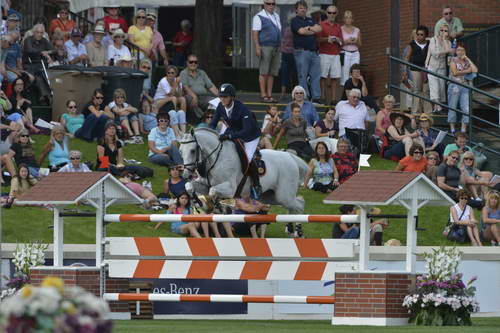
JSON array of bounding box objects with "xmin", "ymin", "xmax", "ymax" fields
[{"xmin": 104, "ymin": 214, "xmax": 360, "ymax": 223}]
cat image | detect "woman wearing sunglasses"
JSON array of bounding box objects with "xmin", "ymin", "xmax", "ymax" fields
[
  {"xmin": 128, "ymin": 9, "xmax": 153, "ymax": 60},
  {"xmin": 437, "ymin": 150, "xmax": 462, "ymax": 200},
  {"xmin": 481, "ymin": 190, "xmax": 500, "ymax": 246},
  {"xmin": 60, "ymin": 100, "xmax": 84, "ymax": 136},
  {"xmin": 450, "ymin": 189, "xmax": 482, "ymax": 246},
  {"xmin": 459, "ymin": 151, "xmax": 493, "ymax": 200},
  {"xmin": 395, "ymin": 143, "xmax": 427, "ymax": 173}
]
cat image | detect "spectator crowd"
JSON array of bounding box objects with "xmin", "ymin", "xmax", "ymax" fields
[{"xmin": 0, "ymin": 1, "xmax": 498, "ymax": 245}]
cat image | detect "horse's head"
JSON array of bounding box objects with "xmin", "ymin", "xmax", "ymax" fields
[
  {"xmin": 179, "ymin": 128, "xmax": 221, "ymax": 179},
  {"xmin": 179, "ymin": 132, "xmax": 197, "ymax": 179}
]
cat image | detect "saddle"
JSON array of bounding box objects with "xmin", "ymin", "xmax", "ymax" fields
[{"xmin": 233, "ymin": 139, "xmax": 266, "ymax": 176}]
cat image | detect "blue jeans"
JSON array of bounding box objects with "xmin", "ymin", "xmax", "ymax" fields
[
  {"xmin": 75, "ymin": 114, "xmax": 110, "ymax": 142},
  {"xmin": 342, "ymin": 226, "xmax": 360, "ymax": 239},
  {"xmin": 447, "ymin": 83, "xmax": 470, "ymax": 124},
  {"xmin": 293, "ymin": 49, "xmax": 321, "ymax": 100},
  {"xmin": 148, "ymin": 145, "xmax": 183, "ymax": 166},
  {"xmin": 280, "ymin": 52, "xmax": 297, "ymax": 89}
]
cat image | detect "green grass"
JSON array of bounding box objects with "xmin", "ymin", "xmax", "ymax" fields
[
  {"xmin": 111, "ymin": 318, "xmax": 500, "ymax": 333},
  {"xmin": 2, "ymin": 134, "xmax": 457, "ymax": 246}
]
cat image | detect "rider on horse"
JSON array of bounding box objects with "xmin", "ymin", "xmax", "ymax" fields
[{"xmin": 209, "ymin": 83, "xmax": 263, "ymax": 198}]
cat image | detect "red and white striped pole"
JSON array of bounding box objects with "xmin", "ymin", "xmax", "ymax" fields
[
  {"xmin": 104, "ymin": 214, "xmax": 359, "ymax": 224},
  {"xmin": 104, "ymin": 293, "xmax": 335, "ymax": 304}
]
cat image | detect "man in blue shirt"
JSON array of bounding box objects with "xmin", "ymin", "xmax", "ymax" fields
[
  {"xmin": 64, "ymin": 28, "xmax": 88, "ymax": 66},
  {"xmin": 210, "ymin": 83, "xmax": 263, "ymax": 198},
  {"xmin": 290, "ymin": 0, "xmax": 322, "ymax": 103}
]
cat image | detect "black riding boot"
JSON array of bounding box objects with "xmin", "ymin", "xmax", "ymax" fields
[{"xmin": 249, "ymin": 160, "xmax": 262, "ymax": 199}]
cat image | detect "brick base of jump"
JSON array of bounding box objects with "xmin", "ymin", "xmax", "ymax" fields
[
  {"xmin": 30, "ymin": 266, "xmax": 130, "ymax": 313},
  {"xmin": 332, "ymin": 272, "xmax": 415, "ymax": 326}
]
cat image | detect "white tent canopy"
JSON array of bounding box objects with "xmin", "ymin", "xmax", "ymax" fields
[{"xmin": 69, "ymin": 0, "xmax": 318, "ymax": 13}]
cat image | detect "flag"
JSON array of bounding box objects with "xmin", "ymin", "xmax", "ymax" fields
[{"xmin": 359, "ymin": 154, "xmax": 371, "ymax": 168}]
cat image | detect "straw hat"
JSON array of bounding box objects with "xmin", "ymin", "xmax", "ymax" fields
[
  {"xmin": 93, "ymin": 25, "xmax": 106, "ymax": 34},
  {"xmin": 118, "ymin": 54, "xmax": 133, "ymax": 63},
  {"xmin": 112, "ymin": 29, "xmax": 127, "ymax": 39},
  {"xmin": 418, "ymin": 113, "xmax": 433, "ymax": 125},
  {"xmin": 389, "ymin": 112, "xmax": 411, "ymax": 127}
]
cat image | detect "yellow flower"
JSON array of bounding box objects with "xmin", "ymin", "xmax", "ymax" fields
[
  {"xmin": 41, "ymin": 276, "xmax": 64, "ymax": 293},
  {"xmin": 62, "ymin": 301, "xmax": 78, "ymax": 315},
  {"xmin": 21, "ymin": 285, "xmax": 33, "ymax": 298}
]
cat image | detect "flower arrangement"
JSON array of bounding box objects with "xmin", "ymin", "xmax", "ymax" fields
[
  {"xmin": 1, "ymin": 242, "xmax": 48, "ymax": 302},
  {"xmin": 0, "ymin": 276, "xmax": 113, "ymax": 332},
  {"xmin": 403, "ymin": 246, "xmax": 479, "ymax": 326}
]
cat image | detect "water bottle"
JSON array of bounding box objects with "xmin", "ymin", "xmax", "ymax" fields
[{"xmin": 451, "ymin": 38, "xmax": 457, "ymax": 51}]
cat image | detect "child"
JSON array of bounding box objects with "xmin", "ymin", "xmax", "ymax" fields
[
  {"xmin": 155, "ymin": 192, "xmax": 201, "ymax": 238},
  {"xmin": 260, "ymin": 104, "xmax": 281, "ymax": 149},
  {"xmin": 108, "ymin": 88, "xmax": 142, "ymax": 144}
]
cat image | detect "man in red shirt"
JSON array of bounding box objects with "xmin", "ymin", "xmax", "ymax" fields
[
  {"xmin": 317, "ymin": 6, "xmax": 342, "ymax": 105},
  {"xmin": 103, "ymin": 5, "xmax": 128, "ymax": 33},
  {"xmin": 172, "ymin": 20, "xmax": 193, "ymax": 67}
]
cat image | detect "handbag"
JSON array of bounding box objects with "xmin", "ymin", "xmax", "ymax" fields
[{"xmin": 443, "ymin": 206, "xmax": 469, "ymax": 243}]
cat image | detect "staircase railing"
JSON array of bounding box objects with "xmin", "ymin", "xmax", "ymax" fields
[
  {"xmin": 459, "ymin": 24, "xmax": 500, "ymax": 87},
  {"xmin": 388, "ymin": 56, "xmax": 500, "ymax": 158}
]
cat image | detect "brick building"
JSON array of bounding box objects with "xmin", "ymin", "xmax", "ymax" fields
[{"xmin": 335, "ymin": 0, "xmax": 500, "ymax": 99}]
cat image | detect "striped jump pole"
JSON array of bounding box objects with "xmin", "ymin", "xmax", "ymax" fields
[
  {"xmin": 104, "ymin": 214, "xmax": 359, "ymax": 224},
  {"xmin": 104, "ymin": 293, "xmax": 335, "ymax": 304}
]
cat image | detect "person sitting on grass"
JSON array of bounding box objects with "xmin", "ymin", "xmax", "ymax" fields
[
  {"xmin": 424, "ymin": 151, "xmax": 440, "ymax": 183},
  {"xmin": 75, "ymin": 89, "xmax": 115, "ymax": 142},
  {"xmin": 147, "ymin": 112, "xmax": 184, "ymax": 167},
  {"xmin": 160, "ymin": 165, "xmax": 186, "ymax": 199},
  {"xmin": 8, "ymin": 129, "xmax": 40, "ymax": 179},
  {"xmin": 58, "ymin": 150, "xmax": 91, "ymax": 173},
  {"xmin": 6, "ymin": 163, "xmax": 37, "ymax": 207},
  {"xmin": 96, "ymin": 122, "xmax": 125, "ymax": 176},
  {"xmin": 331, "ymin": 138, "xmax": 358, "ymax": 184},
  {"xmin": 108, "ymin": 88, "xmax": 142, "ymax": 144},
  {"xmin": 459, "ymin": 150, "xmax": 493, "ymax": 201},
  {"xmin": 119, "ymin": 170, "xmax": 160, "ymax": 210},
  {"xmin": 195, "ymin": 109, "xmax": 214, "ymax": 129},
  {"xmin": 60, "ymin": 100, "xmax": 84, "ymax": 137},
  {"xmin": 260, "ymin": 104, "xmax": 282, "ymax": 149},
  {"xmin": 154, "ymin": 192, "xmax": 201, "ymax": 237},
  {"xmin": 38, "ymin": 125, "xmax": 70, "ymax": 172},
  {"xmin": 303, "ymin": 141, "xmax": 340, "ymax": 193},
  {"xmin": 395, "ymin": 144, "xmax": 427, "ymax": 173},
  {"xmin": 450, "ymin": 189, "xmax": 482, "ymax": 246},
  {"xmin": 481, "ymin": 190, "xmax": 500, "ymax": 246},
  {"xmin": 231, "ymin": 193, "xmax": 271, "ymax": 239},
  {"xmin": 332, "ymin": 205, "xmax": 387, "ymax": 244}
]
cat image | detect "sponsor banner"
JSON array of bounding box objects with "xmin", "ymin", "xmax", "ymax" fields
[{"xmin": 152, "ymin": 279, "xmax": 248, "ymax": 314}]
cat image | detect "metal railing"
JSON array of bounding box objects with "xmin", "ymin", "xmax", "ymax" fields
[
  {"xmin": 388, "ymin": 56, "xmax": 500, "ymax": 157},
  {"xmin": 459, "ymin": 25, "xmax": 500, "ymax": 87}
]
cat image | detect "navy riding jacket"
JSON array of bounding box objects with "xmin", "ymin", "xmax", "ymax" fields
[{"xmin": 209, "ymin": 100, "xmax": 261, "ymax": 142}]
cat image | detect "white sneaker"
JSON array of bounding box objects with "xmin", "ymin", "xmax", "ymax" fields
[{"xmin": 134, "ymin": 136, "xmax": 144, "ymax": 144}]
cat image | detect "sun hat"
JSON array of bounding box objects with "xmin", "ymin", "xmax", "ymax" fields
[
  {"xmin": 389, "ymin": 112, "xmax": 411, "ymax": 127},
  {"xmin": 112, "ymin": 28, "xmax": 127, "ymax": 39},
  {"xmin": 93, "ymin": 25, "xmax": 106, "ymax": 34}
]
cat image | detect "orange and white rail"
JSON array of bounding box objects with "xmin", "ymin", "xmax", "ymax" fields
[
  {"xmin": 103, "ymin": 293, "xmax": 335, "ymax": 304},
  {"xmin": 106, "ymin": 259, "xmax": 358, "ymax": 280},
  {"xmin": 107, "ymin": 237, "xmax": 358, "ymax": 259},
  {"xmin": 104, "ymin": 214, "xmax": 359, "ymax": 223}
]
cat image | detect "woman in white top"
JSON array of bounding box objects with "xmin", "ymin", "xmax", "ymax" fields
[
  {"xmin": 107, "ymin": 29, "xmax": 131, "ymax": 66},
  {"xmin": 450, "ymin": 189, "xmax": 482, "ymax": 246},
  {"xmin": 340, "ymin": 10, "xmax": 361, "ymax": 86},
  {"xmin": 425, "ymin": 23, "xmax": 453, "ymax": 113},
  {"xmin": 154, "ymin": 65, "xmax": 187, "ymax": 138}
]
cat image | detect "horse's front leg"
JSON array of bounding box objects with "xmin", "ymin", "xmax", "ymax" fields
[
  {"xmin": 209, "ymin": 181, "xmax": 235, "ymax": 199},
  {"xmin": 186, "ymin": 179, "xmax": 210, "ymax": 196}
]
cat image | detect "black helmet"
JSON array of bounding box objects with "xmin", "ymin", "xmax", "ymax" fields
[{"xmin": 219, "ymin": 83, "xmax": 236, "ymax": 97}]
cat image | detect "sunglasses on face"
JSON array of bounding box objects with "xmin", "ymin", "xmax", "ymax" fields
[
  {"xmin": 265, "ymin": 2, "xmax": 276, "ymax": 6},
  {"xmin": 188, "ymin": 60, "xmax": 198, "ymax": 64},
  {"xmin": 450, "ymin": 156, "xmax": 459, "ymax": 160},
  {"xmin": 416, "ymin": 33, "xmax": 425, "ymax": 36},
  {"xmin": 440, "ymin": 29, "xmax": 448, "ymax": 32},
  {"xmin": 428, "ymin": 157, "xmax": 437, "ymax": 161},
  {"xmin": 158, "ymin": 119, "xmax": 169, "ymax": 122},
  {"xmin": 295, "ymin": 92, "xmax": 304, "ymax": 95},
  {"xmin": 413, "ymin": 151, "xmax": 423, "ymax": 155},
  {"xmin": 444, "ymin": 11, "xmax": 453, "ymax": 15},
  {"xmin": 94, "ymin": 96, "xmax": 104, "ymax": 99},
  {"xmin": 459, "ymin": 197, "xmax": 468, "ymax": 200},
  {"xmin": 68, "ymin": 105, "xmax": 77, "ymax": 109},
  {"xmin": 327, "ymin": 11, "xmax": 337, "ymax": 14},
  {"xmin": 141, "ymin": 66, "xmax": 151, "ymax": 70},
  {"xmin": 167, "ymin": 71, "xmax": 176, "ymax": 74},
  {"xmin": 70, "ymin": 157, "xmax": 81, "ymax": 160},
  {"xmin": 464, "ymin": 157, "xmax": 474, "ymax": 161},
  {"xmin": 137, "ymin": 16, "xmax": 146, "ymax": 19},
  {"xmin": 20, "ymin": 134, "xmax": 29, "ymax": 138}
]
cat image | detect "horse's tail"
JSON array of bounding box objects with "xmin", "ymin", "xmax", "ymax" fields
[{"xmin": 288, "ymin": 153, "xmax": 309, "ymax": 183}]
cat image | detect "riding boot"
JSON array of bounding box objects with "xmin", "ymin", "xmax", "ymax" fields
[{"xmin": 249, "ymin": 160, "xmax": 262, "ymax": 199}]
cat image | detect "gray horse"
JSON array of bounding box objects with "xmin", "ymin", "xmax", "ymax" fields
[{"xmin": 179, "ymin": 128, "xmax": 308, "ymax": 236}]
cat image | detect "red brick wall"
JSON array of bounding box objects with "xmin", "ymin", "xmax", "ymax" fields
[
  {"xmin": 30, "ymin": 267, "xmax": 129, "ymax": 312},
  {"xmin": 334, "ymin": 273, "xmax": 415, "ymax": 318},
  {"xmin": 419, "ymin": 0, "xmax": 500, "ymax": 35}
]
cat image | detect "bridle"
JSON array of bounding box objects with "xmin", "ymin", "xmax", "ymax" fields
[{"xmin": 181, "ymin": 133, "xmax": 223, "ymax": 188}]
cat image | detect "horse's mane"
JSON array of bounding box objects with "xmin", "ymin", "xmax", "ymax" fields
[{"xmin": 194, "ymin": 127, "xmax": 220, "ymax": 136}]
